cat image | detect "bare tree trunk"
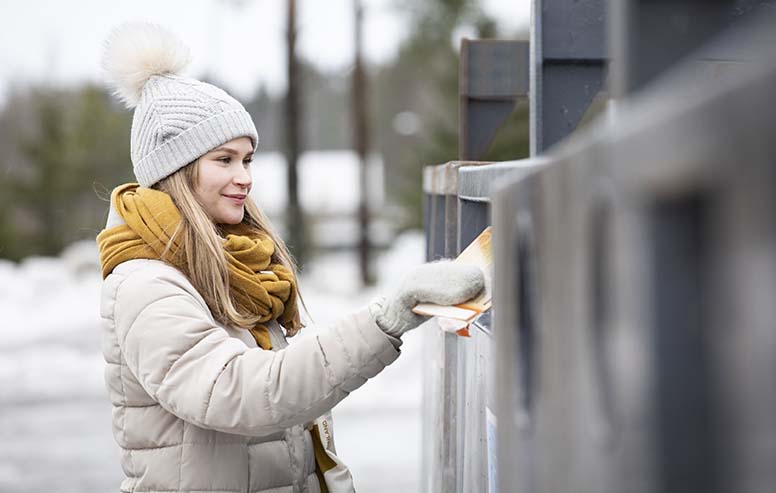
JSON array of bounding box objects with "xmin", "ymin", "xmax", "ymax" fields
[
  {"xmin": 353, "ymin": 0, "xmax": 373, "ymax": 286},
  {"xmin": 285, "ymin": 0, "xmax": 306, "ymax": 267}
]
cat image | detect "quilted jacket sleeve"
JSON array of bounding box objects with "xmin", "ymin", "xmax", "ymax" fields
[{"xmin": 111, "ymin": 263, "xmax": 401, "ymax": 437}]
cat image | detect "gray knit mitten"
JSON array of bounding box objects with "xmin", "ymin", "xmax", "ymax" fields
[{"xmin": 368, "ymin": 260, "xmax": 485, "ymax": 338}]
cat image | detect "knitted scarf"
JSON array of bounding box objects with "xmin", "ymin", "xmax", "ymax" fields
[{"xmin": 96, "ymin": 183, "xmax": 302, "ymax": 349}]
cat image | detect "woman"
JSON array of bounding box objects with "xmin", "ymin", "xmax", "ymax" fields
[{"xmin": 96, "ymin": 23, "xmax": 483, "ymax": 493}]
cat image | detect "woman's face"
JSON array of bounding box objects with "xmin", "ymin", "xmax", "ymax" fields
[{"xmin": 194, "ymin": 136, "xmax": 254, "ymax": 225}]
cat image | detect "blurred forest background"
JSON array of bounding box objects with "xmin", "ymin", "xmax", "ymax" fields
[
  {"xmin": 0, "ymin": 0, "xmax": 528, "ymax": 265},
  {"xmin": 0, "ymin": 2, "xmax": 529, "ymax": 489}
]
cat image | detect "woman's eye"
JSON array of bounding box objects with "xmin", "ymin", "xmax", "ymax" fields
[
  {"xmin": 243, "ymin": 159, "xmax": 253, "ymax": 167},
  {"xmin": 219, "ymin": 157, "xmax": 231, "ymax": 164}
]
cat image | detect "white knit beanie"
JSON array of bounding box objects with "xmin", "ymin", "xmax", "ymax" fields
[{"xmin": 101, "ymin": 22, "xmax": 259, "ymax": 187}]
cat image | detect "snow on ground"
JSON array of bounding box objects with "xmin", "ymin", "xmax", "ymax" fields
[{"xmin": 0, "ymin": 231, "xmax": 427, "ymax": 492}]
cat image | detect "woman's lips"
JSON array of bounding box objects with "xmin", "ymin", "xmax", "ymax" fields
[{"xmin": 223, "ymin": 194, "xmax": 246, "ymax": 204}]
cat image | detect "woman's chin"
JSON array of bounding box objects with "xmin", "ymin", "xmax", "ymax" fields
[{"xmin": 215, "ymin": 211, "xmax": 245, "ymax": 225}]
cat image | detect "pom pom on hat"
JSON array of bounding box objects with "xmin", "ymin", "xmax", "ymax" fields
[{"xmin": 101, "ymin": 22, "xmax": 192, "ymax": 108}]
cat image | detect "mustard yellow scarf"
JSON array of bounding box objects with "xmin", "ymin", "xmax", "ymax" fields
[{"xmin": 96, "ymin": 183, "xmax": 302, "ymax": 349}]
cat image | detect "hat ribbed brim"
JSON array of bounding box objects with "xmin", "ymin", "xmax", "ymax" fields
[{"xmin": 133, "ymin": 109, "xmax": 258, "ymax": 187}]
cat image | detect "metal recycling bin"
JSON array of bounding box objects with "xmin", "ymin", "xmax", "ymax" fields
[
  {"xmin": 605, "ymin": 39, "xmax": 776, "ymax": 493},
  {"xmin": 421, "ymin": 161, "xmax": 489, "ymax": 493},
  {"xmin": 492, "ymin": 148, "xmax": 620, "ymax": 493},
  {"xmin": 492, "ymin": 14, "xmax": 776, "ymax": 493},
  {"xmin": 421, "ymin": 160, "xmax": 545, "ymax": 493},
  {"xmin": 457, "ymin": 160, "xmax": 547, "ymax": 493}
]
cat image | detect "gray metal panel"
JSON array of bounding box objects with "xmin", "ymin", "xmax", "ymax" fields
[
  {"xmin": 423, "ymin": 165, "xmax": 449, "ymax": 261},
  {"xmin": 541, "ymin": 0, "xmax": 607, "ymax": 60},
  {"xmin": 531, "ymin": 0, "xmax": 608, "ymax": 155},
  {"xmin": 423, "ymin": 163, "xmax": 467, "ymax": 259},
  {"xmin": 458, "ymin": 201, "xmax": 489, "ymax": 255},
  {"xmin": 460, "ymin": 40, "xmax": 530, "ymax": 160},
  {"xmin": 462, "ymin": 102, "xmax": 520, "ymax": 161},
  {"xmin": 491, "ymin": 168, "xmax": 545, "ymax": 493},
  {"xmin": 460, "ymin": 324, "xmax": 494, "ymax": 493},
  {"xmin": 495, "ymin": 152, "xmax": 618, "ymax": 493},
  {"xmin": 424, "ymin": 193, "xmax": 446, "ymax": 261},
  {"xmin": 461, "ymin": 40, "xmax": 530, "ymax": 98},
  {"xmin": 540, "ymin": 63, "xmax": 605, "ymax": 153},
  {"xmin": 648, "ymin": 197, "xmax": 719, "ymax": 493},
  {"xmin": 458, "ymin": 159, "xmax": 550, "ymax": 202},
  {"xmin": 422, "ymin": 325, "xmax": 463, "ymax": 493},
  {"xmin": 610, "ymin": 0, "xmax": 776, "ymax": 97}
]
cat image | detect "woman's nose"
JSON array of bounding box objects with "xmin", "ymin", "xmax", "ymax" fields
[{"xmin": 234, "ymin": 165, "xmax": 252, "ymax": 189}]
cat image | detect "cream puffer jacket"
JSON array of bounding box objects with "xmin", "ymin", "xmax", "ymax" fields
[{"xmin": 100, "ymin": 258, "xmax": 402, "ymax": 492}]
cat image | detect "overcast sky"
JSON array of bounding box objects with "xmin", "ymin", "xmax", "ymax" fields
[{"xmin": 0, "ymin": 0, "xmax": 529, "ymax": 102}]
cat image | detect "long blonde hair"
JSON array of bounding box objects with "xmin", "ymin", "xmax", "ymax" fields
[{"xmin": 154, "ymin": 160, "xmax": 305, "ymax": 337}]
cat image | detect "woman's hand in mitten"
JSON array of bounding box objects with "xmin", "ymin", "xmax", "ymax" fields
[{"xmin": 368, "ymin": 260, "xmax": 485, "ymax": 338}]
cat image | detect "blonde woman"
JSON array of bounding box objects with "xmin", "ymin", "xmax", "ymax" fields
[{"xmin": 96, "ymin": 23, "xmax": 483, "ymax": 493}]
